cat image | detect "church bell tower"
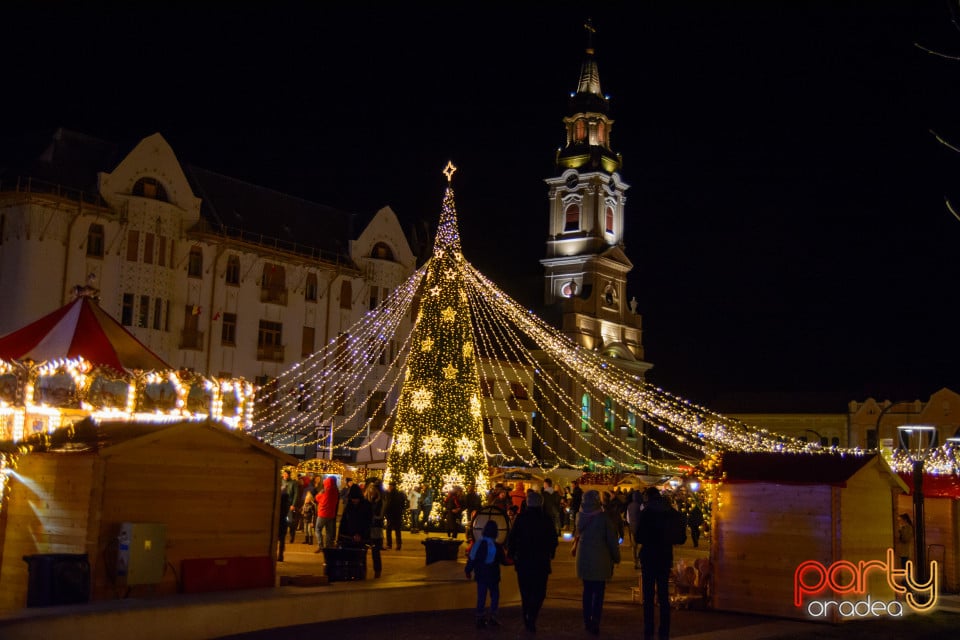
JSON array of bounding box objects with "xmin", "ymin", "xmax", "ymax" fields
[{"xmin": 541, "ymin": 21, "xmax": 650, "ymax": 373}]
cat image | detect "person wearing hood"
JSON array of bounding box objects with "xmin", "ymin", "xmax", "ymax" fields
[
  {"xmin": 314, "ymin": 475, "xmax": 339, "ymax": 551},
  {"xmin": 636, "ymin": 487, "xmax": 673, "ymax": 639},
  {"xmin": 576, "ymin": 489, "xmax": 621, "ymax": 636},
  {"xmin": 465, "ymin": 520, "xmax": 506, "ymax": 629},
  {"xmin": 506, "ymin": 488, "xmax": 559, "ymax": 633},
  {"xmin": 337, "ymin": 483, "xmax": 374, "ymax": 576}
]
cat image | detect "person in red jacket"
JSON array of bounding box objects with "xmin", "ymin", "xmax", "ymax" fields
[{"xmin": 313, "ymin": 475, "xmax": 340, "ymax": 551}]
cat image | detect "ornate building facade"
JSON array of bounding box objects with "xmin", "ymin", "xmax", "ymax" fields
[{"xmin": 0, "ymin": 129, "xmax": 416, "ymax": 458}]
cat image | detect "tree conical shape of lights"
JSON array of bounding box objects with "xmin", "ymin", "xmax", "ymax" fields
[{"xmin": 387, "ymin": 162, "xmax": 486, "ymax": 499}]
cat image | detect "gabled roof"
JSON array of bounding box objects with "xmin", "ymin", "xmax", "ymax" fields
[
  {"xmin": 37, "ymin": 418, "xmax": 297, "ymax": 464},
  {"xmin": 0, "ymin": 295, "xmax": 170, "ymax": 372},
  {"xmin": 718, "ymin": 451, "xmax": 902, "ymax": 488}
]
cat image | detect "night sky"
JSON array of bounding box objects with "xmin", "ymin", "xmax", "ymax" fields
[{"xmin": 3, "ymin": 2, "xmax": 959, "ymax": 410}]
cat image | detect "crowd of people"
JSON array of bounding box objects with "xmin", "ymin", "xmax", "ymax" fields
[{"xmin": 278, "ymin": 470, "xmax": 705, "ymax": 639}]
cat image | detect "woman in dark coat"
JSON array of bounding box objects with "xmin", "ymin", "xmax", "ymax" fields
[
  {"xmin": 337, "ymin": 483, "xmax": 374, "ymax": 575},
  {"xmin": 506, "ymin": 489, "xmax": 559, "ymax": 632}
]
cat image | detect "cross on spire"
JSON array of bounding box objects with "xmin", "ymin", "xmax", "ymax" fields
[{"xmin": 584, "ymin": 18, "xmax": 596, "ymax": 54}]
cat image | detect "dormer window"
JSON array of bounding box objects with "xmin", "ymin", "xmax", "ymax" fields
[
  {"xmin": 371, "ymin": 242, "xmax": 394, "ymax": 261},
  {"xmin": 132, "ymin": 177, "xmax": 169, "ymax": 202}
]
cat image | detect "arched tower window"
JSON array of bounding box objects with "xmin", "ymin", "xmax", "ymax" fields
[
  {"xmin": 605, "ymin": 206, "xmax": 614, "ymax": 234},
  {"xmin": 564, "ymin": 203, "xmax": 580, "ymax": 232},
  {"xmin": 597, "ymin": 121, "xmax": 606, "ymax": 145},
  {"xmin": 574, "ymin": 119, "xmax": 586, "ymax": 143},
  {"xmin": 604, "ymin": 397, "xmax": 614, "ymax": 431},
  {"xmin": 371, "ymin": 242, "xmax": 394, "ymax": 261},
  {"xmin": 86, "ymin": 223, "xmax": 105, "ymax": 258},
  {"xmin": 132, "ymin": 177, "xmax": 169, "ymax": 202},
  {"xmin": 581, "ymin": 393, "xmax": 591, "ymax": 433}
]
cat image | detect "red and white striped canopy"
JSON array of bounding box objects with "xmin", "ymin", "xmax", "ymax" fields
[{"xmin": 0, "ymin": 296, "xmax": 171, "ymax": 372}]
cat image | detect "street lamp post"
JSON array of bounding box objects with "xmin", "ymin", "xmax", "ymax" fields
[{"xmin": 897, "ymin": 424, "xmax": 938, "ymax": 589}]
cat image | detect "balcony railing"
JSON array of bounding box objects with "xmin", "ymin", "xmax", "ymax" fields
[
  {"xmin": 257, "ymin": 344, "xmax": 286, "ymax": 362},
  {"xmin": 260, "ymin": 288, "xmax": 288, "ymax": 306},
  {"xmin": 179, "ymin": 330, "xmax": 205, "ymax": 351}
]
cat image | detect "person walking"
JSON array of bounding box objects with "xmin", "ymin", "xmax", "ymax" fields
[
  {"xmin": 636, "ymin": 487, "xmax": 675, "ymax": 640},
  {"xmin": 280, "ymin": 469, "xmax": 299, "ymax": 544},
  {"xmin": 465, "ymin": 520, "xmax": 506, "ymax": 629},
  {"xmin": 277, "ymin": 481, "xmax": 293, "ymax": 562},
  {"xmin": 444, "ymin": 486, "xmax": 464, "ymax": 539},
  {"xmin": 314, "ymin": 475, "xmax": 339, "ymax": 551},
  {"xmin": 569, "ymin": 480, "xmax": 583, "ymax": 531},
  {"xmin": 541, "ymin": 478, "xmax": 562, "ymax": 535},
  {"xmin": 626, "ymin": 490, "xmax": 644, "ymax": 567},
  {"xmin": 506, "ymin": 489, "xmax": 559, "ymax": 633},
  {"xmin": 408, "ymin": 484, "xmax": 422, "ymax": 534},
  {"xmin": 576, "ymin": 489, "xmax": 621, "ymax": 636},
  {"xmin": 420, "ymin": 484, "xmax": 435, "ymax": 531},
  {"xmin": 687, "ymin": 503, "xmax": 704, "ymax": 548},
  {"xmin": 365, "ymin": 482, "xmax": 385, "ymax": 578},
  {"xmin": 383, "ymin": 480, "xmax": 407, "ymax": 550},
  {"xmin": 337, "ymin": 483, "xmax": 372, "ymax": 577},
  {"xmin": 300, "ymin": 490, "xmax": 316, "ymax": 546}
]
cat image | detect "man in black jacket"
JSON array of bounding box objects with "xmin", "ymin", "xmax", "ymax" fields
[
  {"xmin": 636, "ymin": 487, "xmax": 674, "ymax": 640},
  {"xmin": 383, "ymin": 480, "xmax": 407, "ymax": 550},
  {"xmin": 507, "ymin": 489, "xmax": 559, "ymax": 632}
]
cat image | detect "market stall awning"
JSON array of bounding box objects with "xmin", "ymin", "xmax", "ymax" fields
[{"xmin": 0, "ymin": 296, "xmax": 170, "ymax": 372}]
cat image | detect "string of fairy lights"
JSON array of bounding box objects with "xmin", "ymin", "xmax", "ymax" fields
[{"xmin": 250, "ymin": 163, "xmax": 960, "ymax": 485}]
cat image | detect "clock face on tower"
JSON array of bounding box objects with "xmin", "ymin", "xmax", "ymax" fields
[
  {"xmin": 565, "ymin": 174, "xmax": 579, "ymax": 189},
  {"xmin": 561, "ymin": 280, "xmax": 578, "ymax": 297}
]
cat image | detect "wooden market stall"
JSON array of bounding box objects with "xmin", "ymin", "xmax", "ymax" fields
[
  {"xmin": 709, "ymin": 452, "xmax": 908, "ymax": 621},
  {"xmin": 896, "ymin": 472, "xmax": 960, "ymax": 593},
  {"xmin": 0, "ymin": 418, "xmax": 295, "ymax": 612}
]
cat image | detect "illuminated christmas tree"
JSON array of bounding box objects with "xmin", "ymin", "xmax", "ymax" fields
[{"xmin": 387, "ymin": 162, "xmax": 486, "ymax": 499}]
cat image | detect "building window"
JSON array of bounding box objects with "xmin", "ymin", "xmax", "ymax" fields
[
  {"xmin": 221, "ymin": 313, "xmax": 237, "ymax": 346},
  {"xmin": 340, "ymin": 280, "xmax": 353, "ymax": 310},
  {"xmin": 138, "ymin": 295, "xmax": 150, "ymax": 328},
  {"xmin": 581, "ymin": 393, "xmax": 591, "ymax": 433},
  {"xmin": 158, "ymin": 236, "xmax": 167, "ymax": 267},
  {"xmin": 305, "ymin": 272, "xmax": 318, "ymax": 301},
  {"xmin": 180, "ymin": 305, "xmax": 203, "ymax": 350},
  {"xmin": 605, "ymin": 397, "xmax": 614, "ymax": 432},
  {"xmin": 481, "ymin": 378, "xmax": 495, "ymax": 398},
  {"xmin": 483, "ymin": 417, "xmax": 494, "ymax": 434},
  {"xmin": 86, "ymin": 224, "xmax": 105, "ymax": 258},
  {"xmin": 509, "ymin": 419, "xmax": 527, "ymax": 438},
  {"xmin": 126, "ymin": 230, "xmax": 139, "ymax": 262},
  {"xmin": 260, "ymin": 263, "xmax": 287, "ymax": 305},
  {"xmin": 626, "ymin": 412, "xmax": 637, "ymax": 438},
  {"xmin": 142, "ymin": 233, "xmax": 153, "ymax": 265},
  {"xmin": 257, "ymin": 320, "xmax": 284, "ymax": 362},
  {"xmin": 301, "ymin": 326, "xmax": 315, "ymax": 358},
  {"xmin": 605, "ymin": 206, "xmax": 614, "ymax": 234},
  {"xmin": 225, "ymin": 254, "xmax": 240, "ymax": 285},
  {"xmin": 121, "ymin": 293, "xmax": 134, "ymax": 326},
  {"xmin": 371, "ymin": 242, "xmax": 394, "ymax": 261},
  {"xmin": 369, "ymin": 285, "xmax": 379, "ymax": 310},
  {"xmin": 509, "ymin": 381, "xmax": 528, "ymax": 400},
  {"xmin": 367, "ymin": 391, "xmax": 387, "ymax": 419},
  {"xmin": 132, "ymin": 177, "xmax": 169, "ymax": 202},
  {"xmin": 152, "ymin": 298, "xmax": 162, "ymax": 330},
  {"xmin": 188, "ymin": 246, "xmax": 203, "ymax": 278},
  {"xmin": 564, "ymin": 203, "xmax": 580, "ymax": 232},
  {"xmin": 597, "ymin": 121, "xmax": 606, "ymax": 144}
]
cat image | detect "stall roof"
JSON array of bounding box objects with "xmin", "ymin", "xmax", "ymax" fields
[
  {"xmin": 718, "ymin": 451, "xmax": 905, "ymax": 489},
  {"xmin": 898, "ymin": 472, "xmax": 960, "ymax": 500}
]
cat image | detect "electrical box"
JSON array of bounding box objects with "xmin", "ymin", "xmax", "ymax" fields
[{"xmin": 117, "ymin": 523, "xmax": 166, "ymax": 585}]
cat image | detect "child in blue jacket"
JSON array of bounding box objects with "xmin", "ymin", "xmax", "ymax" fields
[{"xmin": 465, "ymin": 519, "xmax": 505, "ymax": 628}]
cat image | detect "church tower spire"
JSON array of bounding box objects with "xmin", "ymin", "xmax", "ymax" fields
[{"xmin": 540, "ymin": 21, "xmax": 649, "ymax": 375}]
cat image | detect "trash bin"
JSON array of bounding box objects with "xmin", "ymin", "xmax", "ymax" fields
[
  {"xmin": 22, "ymin": 553, "xmax": 90, "ymax": 607},
  {"xmin": 421, "ymin": 538, "xmax": 463, "ymax": 565},
  {"xmin": 322, "ymin": 546, "xmax": 367, "ymax": 581}
]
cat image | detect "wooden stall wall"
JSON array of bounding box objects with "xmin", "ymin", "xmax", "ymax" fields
[
  {"xmin": 712, "ymin": 482, "xmax": 833, "ymax": 619},
  {"xmin": 897, "ymin": 494, "xmax": 959, "ymax": 593},
  {"xmin": 91, "ymin": 427, "xmax": 280, "ymax": 600},
  {"xmin": 0, "ymin": 454, "xmax": 97, "ymax": 612},
  {"xmin": 838, "ymin": 465, "xmax": 899, "ymax": 602}
]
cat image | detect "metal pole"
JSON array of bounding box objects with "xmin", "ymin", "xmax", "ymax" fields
[{"xmin": 913, "ymin": 458, "xmax": 926, "ymax": 584}]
